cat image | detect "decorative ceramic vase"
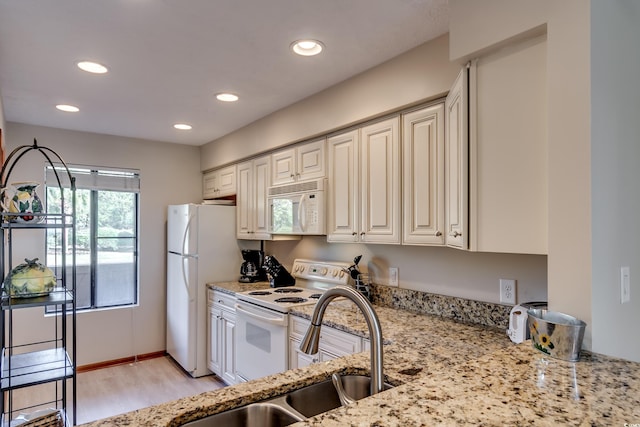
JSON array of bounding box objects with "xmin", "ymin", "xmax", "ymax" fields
[
  {"xmin": 8, "ymin": 181, "xmax": 43, "ymax": 223},
  {"xmin": 3, "ymin": 258, "xmax": 56, "ymax": 298}
]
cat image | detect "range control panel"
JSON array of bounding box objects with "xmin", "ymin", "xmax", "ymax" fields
[{"xmin": 291, "ymin": 259, "xmax": 351, "ymax": 286}]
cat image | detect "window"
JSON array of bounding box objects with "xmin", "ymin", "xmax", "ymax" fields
[{"xmin": 45, "ymin": 165, "xmax": 140, "ymax": 310}]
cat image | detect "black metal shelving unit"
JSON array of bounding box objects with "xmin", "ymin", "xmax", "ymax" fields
[{"xmin": 0, "ymin": 140, "xmax": 76, "ymax": 426}]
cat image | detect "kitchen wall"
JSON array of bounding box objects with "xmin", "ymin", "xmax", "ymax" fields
[
  {"xmin": 201, "ymin": 33, "xmax": 549, "ymax": 306},
  {"xmin": 0, "ymin": 88, "xmax": 5, "ymax": 159},
  {"xmin": 266, "ymin": 237, "xmax": 547, "ymax": 304},
  {"xmin": 3, "ymin": 122, "xmax": 203, "ymax": 366},
  {"xmin": 590, "ymin": 1, "xmax": 640, "ymax": 361},
  {"xmin": 449, "ymin": 0, "xmax": 640, "ymax": 362},
  {"xmin": 200, "ymin": 34, "xmax": 460, "ymax": 171}
]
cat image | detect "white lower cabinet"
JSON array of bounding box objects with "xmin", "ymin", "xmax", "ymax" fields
[
  {"xmin": 288, "ymin": 316, "xmax": 363, "ymax": 370},
  {"xmin": 207, "ymin": 290, "xmax": 238, "ymax": 385}
]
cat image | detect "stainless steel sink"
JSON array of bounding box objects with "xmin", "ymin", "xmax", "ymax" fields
[
  {"xmin": 178, "ymin": 375, "xmax": 393, "ymax": 427},
  {"xmin": 286, "ymin": 374, "xmax": 393, "ymax": 418},
  {"xmin": 180, "ymin": 401, "xmax": 305, "ymax": 427}
]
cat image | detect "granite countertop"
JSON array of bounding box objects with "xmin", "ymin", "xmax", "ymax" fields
[{"xmin": 81, "ymin": 282, "xmax": 640, "ymax": 426}]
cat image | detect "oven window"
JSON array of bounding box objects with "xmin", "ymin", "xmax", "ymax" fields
[{"xmin": 247, "ymin": 323, "xmax": 271, "ymax": 353}]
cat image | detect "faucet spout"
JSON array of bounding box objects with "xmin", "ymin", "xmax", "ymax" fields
[{"xmin": 300, "ymin": 285, "xmax": 384, "ymax": 397}]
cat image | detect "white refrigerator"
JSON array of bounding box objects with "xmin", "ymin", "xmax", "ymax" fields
[{"xmin": 166, "ymin": 202, "xmax": 240, "ymax": 377}]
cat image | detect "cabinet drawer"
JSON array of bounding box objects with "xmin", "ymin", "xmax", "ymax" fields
[
  {"xmin": 319, "ymin": 326, "xmax": 362, "ymax": 356},
  {"xmin": 289, "ymin": 316, "xmax": 311, "ymax": 339},
  {"xmin": 209, "ymin": 290, "xmax": 237, "ymax": 312}
]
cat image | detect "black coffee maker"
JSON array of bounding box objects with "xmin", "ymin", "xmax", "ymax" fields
[{"xmin": 239, "ymin": 249, "xmax": 268, "ymax": 283}]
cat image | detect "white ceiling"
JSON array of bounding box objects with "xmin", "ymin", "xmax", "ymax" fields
[{"xmin": 0, "ymin": 0, "xmax": 449, "ymax": 146}]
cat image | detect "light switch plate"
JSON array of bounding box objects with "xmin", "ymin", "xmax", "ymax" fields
[
  {"xmin": 621, "ymin": 266, "xmax": 631, "ymax": 304},
  {"xmin": 389, "ymin": 267, "xmax": 399, "ymax": 287}
]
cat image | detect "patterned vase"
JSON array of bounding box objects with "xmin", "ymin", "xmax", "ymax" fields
[{"xmin": 8, "ymin": 181, "xmax": 44, "ymax": 223}]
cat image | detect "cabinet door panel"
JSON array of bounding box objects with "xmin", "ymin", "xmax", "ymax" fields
[
  {"xmin": 222, "ymin": 316, "xmax": 236, "ymax": 384},
  {"xmin": 327, "ymin": 130, "xmax": 359, "ymax": 242},
  {"xmin": 360, "ymin": 117, "xmax": 400, "ymax": 244},
  {"xmin": 217, "ymin": 166, "xmax": 236, "ymax": 197},
  {"xmin": 297, "ymin": 139, "xmax": 326, "ymax": 181},
  {"xmin": 208, "ymin": 307, "xmax": 222, "ymax": 375},
  {"xmin": 253, "ymin": 156, "xmax": 271, "ymax": 239},
  {"xmin": 403, "ymin": 105, "xmax": 445, "ymax": 245},
  {"xmin": 445, "ymin": 68, "xmax": 469, "ymax": 249},
  {"xmin": 203, "ymin": 171, "xmax": 218, "ymax": 200},
  {"xmin": 236, "ymin": 161, "xmax": 253, "ymax": 238},
  {"xmin": 271, "ymin": 149, "xmax": 296, "ymax": 185}
]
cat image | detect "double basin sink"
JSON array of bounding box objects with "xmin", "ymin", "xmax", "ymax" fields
[{"xmin": 180, "ymin": 374, "xmax": 393, "ymax": 427}]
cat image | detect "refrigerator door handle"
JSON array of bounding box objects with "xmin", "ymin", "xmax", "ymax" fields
[
  {"xmin": 181, "ymin": 256, "xmax": 193, "ymax": 301},
  {"xmin": 182, "ymin": 212, "xmax": 198, "ymax": 257}
]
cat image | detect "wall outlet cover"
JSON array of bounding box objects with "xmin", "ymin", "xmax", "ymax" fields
[{"xmin": 500, "ymin": 279, "xmax": 516, "ymax": 304}]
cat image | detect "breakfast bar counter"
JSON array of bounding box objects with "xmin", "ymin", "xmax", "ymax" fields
[{"xmin": 81, "ymin": 284, "xmax": 640, "ymax": 426}]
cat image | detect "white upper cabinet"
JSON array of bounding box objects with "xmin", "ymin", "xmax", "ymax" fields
[
  {"xmin": 327, "ymin": 130, "xmax": 359, "ymax": 242},
  {"xmin": 445, "ymin": 67, "xmax": 470, "ymax": 250},
  {"xmin": 470, "ymin": 35, "xmax": 547, "ymax": 254},
  {"xmin": 402, "ymin": 104, "xmax": 445, "ymax": 245},
  {"xmin": 271, "ymin": 139, "xmax": 326, "ymax": 186},
  {"xmin": 327, "ymin": 117, "xmax": 401, "ymax": 244},
  {"xmin": 236, "ymin": 155, "xmax": 271, "ymax": 240},
  {"xmin": 203, "ymin": 165, "xmax": 236, "ymax": 199}
]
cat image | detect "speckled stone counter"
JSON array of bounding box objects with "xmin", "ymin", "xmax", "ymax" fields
[
  {"xmin": 81, "ymin": 283, "xmax": 640, "ymax": 426},
  {"xmin": 206, "ymin": 280, "xmax": 270, "ymax": 295}
]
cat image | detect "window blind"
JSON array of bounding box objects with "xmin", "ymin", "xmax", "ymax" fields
[{"xmin": 46, "ymin": 164, "xmax": 140, "ymax": 193}]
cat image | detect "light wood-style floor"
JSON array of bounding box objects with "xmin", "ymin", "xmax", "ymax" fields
[{"xmin": 11, "ymin": 356, "xmax": 227, "ymax": 425}]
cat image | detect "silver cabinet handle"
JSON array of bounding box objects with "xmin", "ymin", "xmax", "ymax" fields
[
  {"xmin": 360, "ymin": 232, "xmax": 365, "ymax": 236},
  {"xmin": 352, "ymin": 232, "xmax": 357, "ymax": 236},
  {"xmin": 436, "ymin": 231, "xmax": 442, "ymax": 237},
  {"xmin": 449, "ymin": 231, "xmax": 461, "ymax": 237}
]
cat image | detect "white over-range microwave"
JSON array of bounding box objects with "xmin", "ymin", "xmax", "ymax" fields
[{"xmin": 267, "ymin": 178, "xmax": 326, "ymax": 235}]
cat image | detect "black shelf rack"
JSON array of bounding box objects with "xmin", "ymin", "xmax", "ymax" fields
[{"xmin": 0, "ymin": 140, "xmax": 77, "ymax": 426}]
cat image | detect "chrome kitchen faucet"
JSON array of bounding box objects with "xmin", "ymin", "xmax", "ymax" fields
[{"xmin": 299, "ymin": 285, "xmax": 384, "ymax": 400}]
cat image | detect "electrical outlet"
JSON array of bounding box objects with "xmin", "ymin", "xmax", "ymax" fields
[
  {"xmin": 389, "ymin": 267, "xmax": 399, "ymax": 287},
  {"xmin": 621, "ymin": 266, "xmax": 631, "ymax": 304},
  {"xmin": 500, "ymin": 279, "xmax": 516, "ymax": 304}
]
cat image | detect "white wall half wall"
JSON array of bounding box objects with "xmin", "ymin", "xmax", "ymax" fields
[{"xmin": 4, "ymin": 122, "xmax": 202, "ymax": 366}]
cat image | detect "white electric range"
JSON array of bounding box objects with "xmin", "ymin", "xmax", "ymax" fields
[{"xmin": 235, "ymin": 259, "xmax": 351, "ymax": 382}]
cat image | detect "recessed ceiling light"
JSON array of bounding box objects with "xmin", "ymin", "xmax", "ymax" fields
[
  {"xmin": 291, "ymin": 39, "xmax": 324, "ymax": 56},
  {"xmin": 77, "ymin": 61, "xmax": 109, "ymax": 74},
  {"xmin": 56, "ymin": 104, "xmax": 80, "ymax": 113},
  {"xmin": 216, "ymin": 93, "xmax": 239, "ymax": 102},
  {"xmin": 174, "ymin": 123, "xmax": 192, "ymax": 130}
]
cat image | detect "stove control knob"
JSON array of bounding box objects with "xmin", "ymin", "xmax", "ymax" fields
[
  {"xmin": 339, "ymin": 270, "xmax": 345, "ymax": 278},
  {"xmin": 331, "ymin": 269, "xmax": 338, "ymax": 277}
]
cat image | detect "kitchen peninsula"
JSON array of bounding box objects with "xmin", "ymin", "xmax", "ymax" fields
[{"xmin": 81, "ymin": 282, "xmax": 640, "ymax": 427}]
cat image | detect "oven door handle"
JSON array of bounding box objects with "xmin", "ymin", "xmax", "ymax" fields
[{"xmin": 235, "ymin": 304, "xmax": 287, "ymax": 326}]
